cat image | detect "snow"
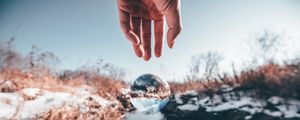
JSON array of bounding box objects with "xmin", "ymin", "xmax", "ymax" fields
[
  {"xmin": 21, "ymin": 88, "xmax": 41, "ymax": 97},
  {"xmin": 0, "ymin": 87, "xmax": 111, "ymax": 119},
  {"xmin": 275, "ymin": 101, "xmax": 300, "ymax": 118},
  {"xmin": 205, "ymin": 97, "xmax": 263, "ymax": 112},
  {"xmin": 2, "ymin": 83, "xmax": 300, "ymax": 120},
  {"xmin": 266, "ymin": 97, "xmax": 300, "ymax": 118},
  {"xmin": 178, "ymin": 104, "xmax": 199, "ymax": 111},
  {"xmin": 173, "ymin": 90, "xmax": 300, "ymax": 119},
  {"xmin": 184, "ymin": 90, "xmax": 198, "ymax": 96},
  {"xmin": 220, "ymin": 85, "xmax": 234, "ymax": 92},
  {"xmin": 268, "ymin": 96, "xmax": 283, "ymax": 105},
  {"xmin": 90, "ymin": 95, "xmax": 111, "ymax": 107},
  {"xmin": 20, "ymin": 92, "xmax": 71, "ymax": 118},
  {"xmin": 245, "ymin": 115, "xmax": 252, "ymax": 120},
  {"xmin": 174, "ymin": 94, "xmax": 183, "ymax": 104},
  {"xmin": 125, "ymin": 112, "xmax": 164, "ymax": 120},
  {"xmin": 0, "ymin": 92, "xmax": 23, "ymax": 118},
  {"xmin": 264, "ymin": 109, "xmax": 282, "ymax": 117},
  {"xmin": 239, "ymin": 105, "xmax": 262, "ymax": 115},
  {"xmin": 174, "ymin": 90, "xmax": 198, "ymax": 105}
]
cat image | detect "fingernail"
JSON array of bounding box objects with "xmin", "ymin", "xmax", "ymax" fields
[{"xmin": 143, "ymin": 57, "xmax": 150, "ymax": 61}]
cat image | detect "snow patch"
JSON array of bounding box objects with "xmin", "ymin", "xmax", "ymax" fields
[
  {"xmin": 21, "ymin": 88, "xmax": 42, "ymax": 97},
  {"xmin": 178, "ymin": 104, "xmax": 199, "ymax": 111},
  {"xmin": 0, "ymin": 87, "xmax": 111, "ymax": 119},
  {"xmin": 175, "ymin": 94, "xmax": 183, "ymax": 104},
  {"xmin": 125, "ymin": 112, "xmax": 164, "ymax": 120}
]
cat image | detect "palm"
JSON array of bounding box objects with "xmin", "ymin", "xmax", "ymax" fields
[{"xmin": 118, "ymin": 0, "xmax": 163, "ymax": 20}]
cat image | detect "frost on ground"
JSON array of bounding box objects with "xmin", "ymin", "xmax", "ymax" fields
[
  {"xmin": 125, "ymin": 112, "xmax": 164, "ymax": 120},
  {"xmin": 122, "ymin": 85, "xmax": 300, "ymax": 120},
  {"xmin": 162, "ymin": 86, "xmax": 300, "ymax": 120},
  {"xmin": 0, "ymin": 86, "xmax": 112, "ymax": 119},
  {"xmin": 2, "ymin": 81, "xmax": 300, "ymax": 120}
]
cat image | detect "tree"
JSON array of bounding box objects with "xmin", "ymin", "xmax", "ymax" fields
[
  {"xmin": 187, "ymin": 52, "xmax": 223, "ymax": 81},
  {"xmin": 247, "ymin": 29, "xmax": 287, "ymax": 65}
]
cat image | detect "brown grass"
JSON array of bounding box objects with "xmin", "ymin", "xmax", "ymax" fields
[
  {"xmin": 170, "ymin": 61, "xmax": 300, "ymax": 100},
  {"xmin": 0, "ymin": 68, "xmax": 128, "ymax": 120},
  {"xmin": 38, "ymin": 101, "xmax": 124, "ymax": 120}
]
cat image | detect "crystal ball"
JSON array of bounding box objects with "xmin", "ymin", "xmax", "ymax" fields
[{"xmin": 129, "ymin": 73, "xmax": 171, "ymax": 113}]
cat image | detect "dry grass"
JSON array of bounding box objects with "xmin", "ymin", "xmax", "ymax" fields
[
  {"xmin": 38, "ymin": 100, "xmax": 124, "ymax": 120},
  {"xmin": 170, "ymin": 61, "xmax": 300, "ymax": 100},
  {"xmin": 0, "ymin": 41, "xmax": 130, "ymax": 119},
  {"xmin": 0, "ymin": 68, "xmax": 128, "ymax": 120}
]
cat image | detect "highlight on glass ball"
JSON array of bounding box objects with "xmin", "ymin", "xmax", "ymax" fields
[{"xmin": 129, "ymin": 73, "xmax": 171, "ymax": 113}]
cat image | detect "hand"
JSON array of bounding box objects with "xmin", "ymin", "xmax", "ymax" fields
[{"xmin": 117, "ymin": 0, "xmax": 182, "ymax": 61}]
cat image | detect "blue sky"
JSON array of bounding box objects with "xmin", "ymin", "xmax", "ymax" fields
[{"xmin": 0, "ymin": 0, "xmax": 300, "ymax": 81}]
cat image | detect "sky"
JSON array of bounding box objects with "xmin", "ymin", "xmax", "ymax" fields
[{"xmin": 0, "ymin": 0, "xmax": 300, "ymax": 82}]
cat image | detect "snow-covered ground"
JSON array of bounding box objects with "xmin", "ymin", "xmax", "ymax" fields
[
  {"xmin": 125, "ymin": 86, "xmax": 300, "ymax": 120},
  {"xmin": 2, "ymin": 82, "xmax": 300, "ymax": 120},
  {"xmin": 176, "ymin": 92, "xmax": 300, "ymax": 118},
  {"xmin": 0, "ymin": 87, "xmax": 112, "ymax": 119},
  {"xmin": 169, "ymin": 87, "xmax": 300, "ymax": 120},
  {"xmin": 125, "ymin": 112, "xmax": 164, "ymax": 120}
]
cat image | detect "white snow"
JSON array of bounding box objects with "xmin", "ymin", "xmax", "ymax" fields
[
  {"xmin": 0, "ymin": 87, "xmax": 111, "ymax": 119},
  {"xmin": 264, "ymin": 109, "xmax": 282, "ymax": 117},
  {"xmin": 0, "ymin": 92, "xmax": 23, "ymax": 119},
  {"xmin": 174, "ymin": 90, "xmax": 300, "ymax": 119},
  {"xmin": 268, "ymin": 96, "xmax": 283, "ymax": 105},
  {"xmin": 125, "ymin": 112, "xmax": 164, "ymax": 120},
  {"xmin": 21, "ymin": 88, "xmax": 41, "ymax": 97},
  {"xmin": 245, "ymin": 115, "xmax": 252, "ymax": 120},
  {"xmin": 20, "ymin": 92, "xmax": 71, "ymax": 118},
  {"xmin": 220, "ymin": 85, "xmax": 233, "ymax": 92},
  {"xmin": 239, "ymin": 105, "xmax": 263, "ymax": 115},
  {"xmin": 184, "ymin": 90, "xmax": 198, "ymax": 96},
  {"xmin": 174, "ymin": 94, "xmax": 183, "ymax": 104},
  {"xmin": 276, "ymin": 101, "xmax": 300, "ymax": 118},
  {"xmin": 205, "ymin": 97, "xmax": 263, "ymax": 112},
  {"xmin": 178, "ymin": 104, "xmax": 199, "ymax": 111}
]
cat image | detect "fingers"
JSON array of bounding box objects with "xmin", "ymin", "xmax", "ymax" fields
[
  {"xmin": 119, "ymin": 0, "xmax": 182, "ymax": 60},
  {"xmin": 132, "ymin": 44, "xmax": 144, "ymax": 58},
  {"xmin": 154, "ymin": 0, "xmax": 182, "ymax": 48},
  {"xmin": 141, "ymin": 19, "xmax": 152, "ymax": 61},
  {"xmin": 165, "ymin": 0, "xmax": 182, "ymax": 48},
  {"xmin": 118, "ymin": 9, "xmax": 140, "ymax": 45},
  {"xmin": 131, "ymin": 17, "xmax": 142, "ymax": 41},
  {"xmin": 131, "ymin": 16, "xmax": 144, "ymax": 57},
  {"xmin": 154, "ymin": 19, "xmax": 164, "ymax": 57}
]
